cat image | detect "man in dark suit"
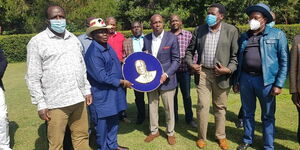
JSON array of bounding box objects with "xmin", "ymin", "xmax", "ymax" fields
[
  {"xmin": 185, "ymin": 3, "xmax": 238, "ymax": 150},
  {"xmin": 143, "ymin": 14, "xmax": 180, "ymax": 145},
  {"xmin": 0, "ymin": 49, "xmax": 10, "ymax": 150}
]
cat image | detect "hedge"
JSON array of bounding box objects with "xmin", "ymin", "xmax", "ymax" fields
[{"xmin": 1, "ymin": 24, "xmax": 300, "ymax": 63}]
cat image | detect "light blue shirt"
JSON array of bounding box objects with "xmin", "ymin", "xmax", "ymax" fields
[
  {"xmin": 132, "ymin": 35, "xmax": 144, "ymax": 52},
  {"xmin": 77, "ymin": 33, "xmax": 93, "ymax": 54}
]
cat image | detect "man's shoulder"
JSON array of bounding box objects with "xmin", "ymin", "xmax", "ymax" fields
[
  {"xmin": 164, "ymin": 31, "xmax": 177, "ymax": 38},
  {"xmin": 222, "ymin": 22, "xmax": 238, "ymax": 32},
  {"xmin": 30, "ymin": 29, "xmax": 48, "ymax": 41}
]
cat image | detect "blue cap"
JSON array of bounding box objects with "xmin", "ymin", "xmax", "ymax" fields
[{"xmin": 246, "ymin": 3, "xmax": 273, "ymax": 23}]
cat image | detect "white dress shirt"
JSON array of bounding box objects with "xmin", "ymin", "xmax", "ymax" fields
[
  {"xmin": 26, "ymin": 28, "xmax": 91, "ymax": 111},
  {"xmin": 151, "ymin": 30, "xmax": 164, "ymax": 58}
]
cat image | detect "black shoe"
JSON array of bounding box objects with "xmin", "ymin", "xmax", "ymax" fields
[
  {"xmin": 115, "ymin": 145, "xmax": 129, "ymax": 150},
  {"xmin": 236, "ymin": 143, "xmax": 251, "ymax": 150},
  {"xmin": 235, "ymin": 119, "xmax": 244, "ymax": 128}
]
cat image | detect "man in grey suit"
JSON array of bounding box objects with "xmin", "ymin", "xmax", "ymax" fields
[
  {"xmin": 143, "ymin": 14, "xmax": 180, "ymax": 145},
  {"xmin": 185, "ymin": 3, "xmax": 238, "ymax": 150}
]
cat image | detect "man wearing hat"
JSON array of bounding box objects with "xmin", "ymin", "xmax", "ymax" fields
[
  {"xmin": 78, "ymin": 17, "xmax": 96, "ymax": 54},
  {"xmin": 84, "ymin": 18, "xmax": 131, "ymax": 150},
  {"xmin": 234, "ymin": 3, "xmax": 288, "ymax": 150},
  {"xmin": 185, "ymin": 3, "xmax": 238, "ymax": 150}
]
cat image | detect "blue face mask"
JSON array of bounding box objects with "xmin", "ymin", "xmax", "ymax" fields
[
  {"xmin": 267, "ymin": 21, "xmax": 275, "ymax": 28},
  {"xmin": 205, "ymin": 14, "xmax": 217, "ymax": 27},
  {"xmin": 50, "ymin": 19, "xmax": 66, "ymax": 33}
]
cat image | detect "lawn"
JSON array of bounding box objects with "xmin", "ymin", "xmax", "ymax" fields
[{"xmin": 4, "ymin": 62, "xmax": 300, "ymax": 150}]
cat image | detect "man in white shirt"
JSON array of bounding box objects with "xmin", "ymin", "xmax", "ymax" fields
[
  {"xmin": 142, "ymin": 14, "xmax": 180, "ymax": 145},
  {"xmin": 25, "ymin": 5, "xmax": 92, "ymax": 150}
]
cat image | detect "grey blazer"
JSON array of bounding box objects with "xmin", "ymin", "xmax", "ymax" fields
[
  {"xmin": 143, "ymin": 31, "xmax": 180, "ymax": 91},
  {"xmin": 185, "ymin": 22, "xmax": 239, "ymax": 89}
]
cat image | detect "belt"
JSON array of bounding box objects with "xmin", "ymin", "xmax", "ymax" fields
[{"xmin": 245, "ymin": 71, "xmax": 262, "ymax": 76}]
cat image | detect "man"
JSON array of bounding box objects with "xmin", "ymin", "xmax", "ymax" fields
[
  {"xmin": 77, "ymin": 17, "xmax": 96, "ymax": 53},
  {"xmin": 234, "ymin": 3, "xmax": 288, "ymax": 150},
  {"xmin": 26, "ymin": 5, "xmax": 92, "ymax": 150},
  {"xmin": 143, "ymin": 14, "xmax": 180, "ymax": 145},
  {"xmin": 235, "ymin": 11, "xmax": 277, "ymax": 129},
  {"xmin": 85, "ymin": 18, "xmax": 130, "ymax": 150},
  {"xmin": 185, "ymin": 3, "xmax": 238, "ymax": 150},
  {"xmin": 123, "ymin": 21, "xmax": 146, "ymax": 124},
  {"xmin": 169, "ymin": 14, "xmax": 196, "ymax": 128},
  {"xmin": 290, "ymin": 34, "xmax": 300, "ymax": 145},
  {"xmin": 0, "ymin": 49, "xmax": 10, "ymax": 150},
  {"xmin": 106, "ymin": 17, "xmax": 130, "ymax": 123}
]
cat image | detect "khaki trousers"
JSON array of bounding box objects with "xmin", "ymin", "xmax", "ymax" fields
[
  {"xmin": 47, "ymin": 102, "xmax": 90, "ymax": 150},
  {"xmin": 197, "ymin": 68, "xmax": 229, "ymax": 140},
  {"xmin": 148, "ymin": 89, "xmax": 176, "ymax": 136}
]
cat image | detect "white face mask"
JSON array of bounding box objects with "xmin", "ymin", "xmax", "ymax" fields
[{"xmin": 249, "ymin": 19, "xmax": 261, "ymax": 31}]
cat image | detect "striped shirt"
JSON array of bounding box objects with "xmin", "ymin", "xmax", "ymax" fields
[{"xmin": 176, "ymin": 29, "xmax": 193, "ymax": 72}]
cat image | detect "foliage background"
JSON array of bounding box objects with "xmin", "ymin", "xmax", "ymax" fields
[{"xmin": 0, "ymin": 0, "xmax": 299, "ymax": 34}]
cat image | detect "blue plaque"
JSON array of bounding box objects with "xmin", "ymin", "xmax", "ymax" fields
[{"xmin": 122, "ymin": 52, "xmax": 163, "ymax": 92}]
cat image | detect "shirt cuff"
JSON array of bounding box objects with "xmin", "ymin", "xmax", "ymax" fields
[
  {"xmin": 37, "ymin": 101, "xmax": 47, "ymax": 111},
  {"xmin": 164, "ymin": 73, "xmax": 169, "ymax": 78},
  {"xmin": 84, "ymin": 88, "xmax": 91, "ymax": 96}
]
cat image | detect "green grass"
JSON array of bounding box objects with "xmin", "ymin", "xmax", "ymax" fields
[{"xmin": 4, "ymin": 62, "xmax": 300, "ymax": 150}]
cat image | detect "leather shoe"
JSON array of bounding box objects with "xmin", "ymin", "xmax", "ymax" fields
[
  {"xmin": 144, "ymin": 132, "xmax": 160, "ymax": 142},
  {"xmin": 196, "ymin": 139, "xmax": 205, "ymax": 149},
  {"xmin": 115, "ymin": 145, "xmax": 129, "ymax": 150},
  {"xmin": 218, "ymin": 138, "xmax": 229, "ymax": 150},
  {"xmin": 235, "ymin": 119, "xmax": 244, "ymax": 128},
  {"xmin": 167, "ymin": 135, "xmax": 176, "ymax": 145},
  {"xmin": 188, "ymin": 120, "xmax": 197, "ymax": 128},
  {"xmin": 236, "ymin": 143, "xmax": 251, "ymax": 150}
]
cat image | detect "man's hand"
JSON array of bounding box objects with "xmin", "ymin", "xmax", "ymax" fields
[
  {"xmin": 85, "ymin": 94, "xmax": 93, "ymax": 106},
  {"xmin": 214, "ymin": 63, "xmax": 231, "ymax": 76},
  {"xmin": 191, "ymin": 64, "xmax": 202, "ymax": 74},
  {"xmin": 292, "ymin": 93, "xmax": 300, "ymax": 108},
  {"xmin": 232, "ymin": 84, "xmax": 240, "ymax": 93},
  {"xmin": 270, "ymin": 86, "xmax": 282, "ymax": 96},
  {"xmin": 38, "ymin": 109, "xmax": 51, "ymax": 121},
  {"xmin": 120, "ymin": 79, "xmax": 133, "ymax": 88},
  {"xmin": 160, "ymin": 73, "xmax": 168, "ymax": 84}
]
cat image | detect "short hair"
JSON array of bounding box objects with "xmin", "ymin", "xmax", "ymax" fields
[
  {"xmin": 210, "ymin": 3, "xmax": 226, "ymax": 14},
  {"xmin": 131, "ymin": 21, "xmax": 143, "ymax": 28},
  {"xmin": 45, "ymin": 5, "xmax": 65, "ymax": 19},
  {"xmin": 150, "ymin": 14, "xmax": 164, "ymax": 23},
  {"xmin": 170, "ymin": 14, "xmax": 182, "ymax": 21},
  {"xmin": 106, "ymin": 17, "xmax": 116, "ymax": 23}
]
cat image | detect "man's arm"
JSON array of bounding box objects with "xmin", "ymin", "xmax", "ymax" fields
[
  {"xmin": 0, "ymin": 49, "xmax": 7, "ymax": 79},
  {"xmin": 185, "ymin": 27, "xmax": 198, "ymax": 66},
  {"xmin": 165, "ymin": 35, "xmax": 180, "ymax": 77},
  {"xmin": 227, "ymin": 28, "xmax": 239, "ymax": 73},
  {"xmin": 275, "ymin": 30, "xmax": 289, "ymax": 88},
  {"xmin": 290, "ymin": 35, "xmax": 300, "ymax": 93},
  {"xmin": 25, "ymin": 39, "xmax": 47, "ymax": 111}
]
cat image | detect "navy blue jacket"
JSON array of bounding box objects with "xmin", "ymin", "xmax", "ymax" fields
[
  {"xmin": 84, "ymin": 40, "xmax": 127, "ymax": 119},
  {"xmin": 142, "ymin": 31, "xmax": 180, "ymax": 91},
  {"xmin": 235, "ymin": 26, "xmax": 289, "ymax": 87}
]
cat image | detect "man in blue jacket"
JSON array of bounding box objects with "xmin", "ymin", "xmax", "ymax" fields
[
  {"xmin": 84, "ymin": 18, "xmax": 131, "ymax": 150},
  {"xmin": 234, "ymin": 3, "xmax": 288, "ymax": 150}
]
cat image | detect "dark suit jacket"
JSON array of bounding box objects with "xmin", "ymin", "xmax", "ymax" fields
[
  {"xmin": 143, "ymin": 31, "xmax": 180, "ymax": 91},
  {"xmin": 185, "ymin": 22, "xmax": 239, "ymax": 89},
  {"xmin": 0, "ymin": 49, "xmax": 7, "ymax": 90}
]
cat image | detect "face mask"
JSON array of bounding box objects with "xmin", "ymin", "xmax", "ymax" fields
[
  {"xmin": 205, "ymin": 14, "xmax": 217, "ymax": 27},
  {"xmin": 267, "ymin": 21, "xmax": 275, "ymax": 28},
  {"xmin": 50, "ymin": 19, "xmax": 66, "ymax": 33},
  {"xmin": 249, "ymin": 19, "xmax": 260, "ymax": 30}
]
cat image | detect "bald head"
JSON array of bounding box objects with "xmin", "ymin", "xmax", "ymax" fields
[
  {"xmin": 150, "ymin": 14, "xmax": 164, "ymax": 36},
  {"xmin": 46, "ymin": 5, "xmax": 65, "ymax": 19}
]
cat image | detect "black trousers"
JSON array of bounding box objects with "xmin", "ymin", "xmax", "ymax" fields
[{"xmin": 134, "ymin": 90, "xmax": 145, "ymax": 120}]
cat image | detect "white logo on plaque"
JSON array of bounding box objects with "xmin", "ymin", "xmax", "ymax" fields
[{"xmin": 135, "ymin": 60, "xmax": 156, "ymax": 84}]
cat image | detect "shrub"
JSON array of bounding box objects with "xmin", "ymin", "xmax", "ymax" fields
[{"xmin": 1, "ymin": 24, "xmax": 299, "ymax": 62}]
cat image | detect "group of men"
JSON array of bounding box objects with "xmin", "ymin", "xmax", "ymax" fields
[{"xmin": 0, "ymin": 2, "xmax": 298, "ymax": 150}]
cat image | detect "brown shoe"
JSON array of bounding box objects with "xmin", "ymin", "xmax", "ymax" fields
[
  {"xmin": 167, "ymin": 135, "xmax": 176, "ymax": 145},
  {"xmin": 144, "ymin": 132, "xmax": 160, "ymax": 142},
  {"xmin": 196, "ymin": 139, "xmax": 205, "ymax": 149},
  {"xmin": 219, "ymin": 138, "xmax": 229, "ymax": 150}
]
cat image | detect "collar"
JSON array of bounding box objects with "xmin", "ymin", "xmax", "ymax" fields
[
  {"xmin": 83, "ymin": 33, "xmax": 92, "ymax": 40},
  {"xmin": 132, "ymin": 34, "xmax": 144, "ymax": 40},
  {"xmin": 208, "ymin": 23, "xmax": 222, "ymax": 32},
  {"xmin": 246, "ymin": 25, "xmax": 270, "ymax": 37},
  {"xmin": 152, "ymin": 30, "xmax": 164, "ymax": 40},
  {"xmin": 46, "ymin": 27, "xmax": 71, "ymax": 39},
  {"xmin": 92, "ymin": 40, "xmax": 112, "ymax": 52}
]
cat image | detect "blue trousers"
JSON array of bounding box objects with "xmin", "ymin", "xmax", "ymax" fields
[
  {"xmin": 94, "ymin": 114, "xmax": 119, "ymax": 150},
  {"xmin": 240, "ymin": 72, "xmax": 276, "ymax": 150},
  {"xmin": 174, "ymin": 71, "xmax": 193, "ymax": 123}
]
